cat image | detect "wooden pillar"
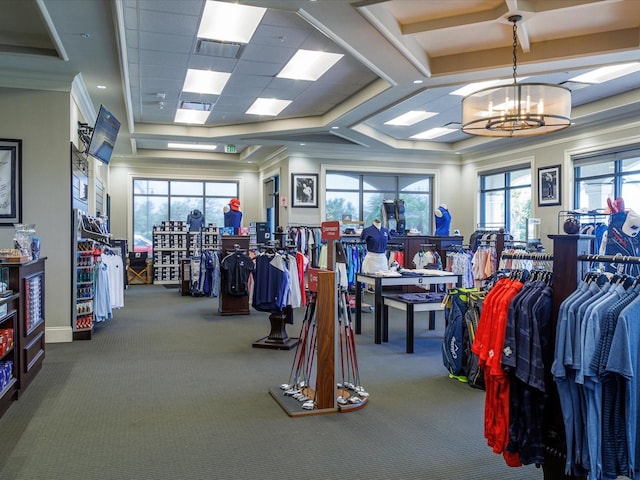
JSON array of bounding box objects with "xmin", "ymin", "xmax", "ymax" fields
[{"xmin": 315, "ymin": 270, "xmax": 337, "ymax": 411}]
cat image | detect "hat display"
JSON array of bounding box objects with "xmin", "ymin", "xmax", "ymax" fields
[{"xmin": 229, "ymin": 198, "xmax": 240, "ymax": 211}]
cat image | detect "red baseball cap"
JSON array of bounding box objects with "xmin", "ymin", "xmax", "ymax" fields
[{"xmin": 229, "ymin": 198, "xmax": 240, "ymax": 211}]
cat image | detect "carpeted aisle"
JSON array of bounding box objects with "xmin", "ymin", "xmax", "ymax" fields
[{"xmin": 0, "ymin": 285, "xmax": 542, "ymax": 479}]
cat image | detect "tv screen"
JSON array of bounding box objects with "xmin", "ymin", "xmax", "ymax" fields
[{"xmin": 88, "ymin": 105, "xmax": 120, "ymax": 164}]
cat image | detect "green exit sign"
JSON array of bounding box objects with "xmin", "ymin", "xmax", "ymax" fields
[{"xmin": 224, "ymin": 144, "xmax": 236, "ymax": 153}]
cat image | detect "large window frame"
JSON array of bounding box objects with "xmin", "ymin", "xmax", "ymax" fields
[
  {"xmin": 479, "ymin": 165, "xmax": 531, "ymax": 241},
  {"xmin": 325, "ymin": 171, "xmax": 434, "ymax": 234},
  {"xmin": 573, "ymin": 145, "xmax": 640, "ymax": 213},
  {"xmin": 132, "ymin": 178, "xmax": 239, "ymax": 252}
]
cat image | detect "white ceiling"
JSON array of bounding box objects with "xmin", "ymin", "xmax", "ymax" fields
[{"xmin": 0, "ymin": 0, "xmax": 639, "ymax": 165}]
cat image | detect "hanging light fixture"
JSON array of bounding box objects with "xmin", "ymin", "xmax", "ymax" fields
[{"xmin": 461, "ymin": 15, "xmax": 571, "ymax": 137}]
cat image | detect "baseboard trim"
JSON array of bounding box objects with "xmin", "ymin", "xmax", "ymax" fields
[{"xmin": 45, "ymin": 326, "xmax": 73, "ymax": 343}]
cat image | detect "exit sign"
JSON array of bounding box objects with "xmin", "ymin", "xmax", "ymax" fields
[{"xmin": 224, "ymin": 144, "xmax": 236, "ymax": 153}]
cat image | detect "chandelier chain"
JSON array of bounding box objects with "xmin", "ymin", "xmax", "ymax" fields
[{"xmin": 512, "ymin": 18, "xmax": 518, "ymax": 84}]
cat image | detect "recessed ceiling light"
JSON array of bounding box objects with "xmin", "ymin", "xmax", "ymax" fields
[
  {"xmin": 331, "ymin": 126, "xmax": 339, "ymax": 129},
  {"xmin": 569, "ymin": 62, "xmax": 640, "ymax": 84},
  {"xmin": 246, "ymin": 98, "xmax": 291, "ymax": 116},
  {"xmin": 182, "ymin": 69, "xmax": 230, "ymax": 95},
  {"xmin": 385, "ymin": 110, "xmax": 437, "ymax": 126},
  {"xmin": 277, "ymin": 49, "xmax": 344, "ymax": 81},
  {"xmin": 413, "ymin": 80, "xmax": 424, "ymax": 84},
  {"xmin": 198, "ymin": 1, "xmax": 266, "ymax": 44},
  {"xmin": 174, "ymin": 109, "xmax": 210, "ymax": 124},
  {"xmin": 168, "ymin": 143, "xmax": 217, "ymax": 151},
  {"xmin": 96, "ymin": 85, "xmax": 106, "ymax": 89},
  {"xmin": 410, "ymin": 127, "xmax": 457, "ymax": 140}
]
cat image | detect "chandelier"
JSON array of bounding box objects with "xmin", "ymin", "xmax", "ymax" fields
[{"xmin": 461, "ymin": 15, "xmax": 571, "ymax": 137}]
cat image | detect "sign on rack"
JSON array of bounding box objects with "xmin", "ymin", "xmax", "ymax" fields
[{"xmin": 321, "ymin": 221, "xmax": 341, "ymax": 241}]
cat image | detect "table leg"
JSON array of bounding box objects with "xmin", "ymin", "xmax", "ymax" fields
[
  {"xmin": 383, "ymin": 303, "xmax": 389, "ymax": 343},
  {"xmin": 428, "ymin": 311, "xmax": 435, "ymax": 330},
  {"xmin": 374, "ymin": 277, "xmax": 382, "ymax": 344},
  {"xmin": 355, "ymin": 279, "xmax": 362, "ymax": 334},
  {"xmin": 406, "ymin": 304, "xmax": 414, "ymax": 354}
]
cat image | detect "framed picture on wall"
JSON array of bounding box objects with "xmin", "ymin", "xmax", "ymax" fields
[
  {"xmin": 538, "ymin": 165, "xmax": 561, "ymax": 207},
  {"xmin": 291, "ymin": 173, "xmax": 318, "ymax": 208},
  {"xmin": 0, "ymin": 139, "xmax": 22, "ymax": 224}
]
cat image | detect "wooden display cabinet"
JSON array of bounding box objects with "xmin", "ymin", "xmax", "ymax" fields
[
  {"xmin": 0, "ymin": 292, "xmax": 19, "ymax": 417},
  {"xmin": 7, "ymin": 257, "xmax": 46, "ymax": 394}
]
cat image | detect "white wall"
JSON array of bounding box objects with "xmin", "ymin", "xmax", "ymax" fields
[{"xmin": 0, "ymin": 88, "xmax": 72, "ymax": 342}]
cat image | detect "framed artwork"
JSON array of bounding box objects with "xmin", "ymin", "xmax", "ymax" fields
[
  {"xmin": 0, "ymin": 139, "xmax": 22, "ymax": 224},
  {"xmin": 538, "ymin": 164, "xmax": 561, "ymax": 207},
  {"xmin": 291, "ymin": 173, "xmax": 318, "ymax": 208}
]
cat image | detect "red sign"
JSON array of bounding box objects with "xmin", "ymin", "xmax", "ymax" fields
[
  {"xmin": 307, "ymin": 268, "xmax": 320, "ymax": 292},
  {"xmin": 321, "ymin": 221, "xmax": 341, "ymax": 241}
]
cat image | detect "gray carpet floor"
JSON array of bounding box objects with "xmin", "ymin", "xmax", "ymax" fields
[{"xmin": 0, "ymin": 285, "xmax": 543, "ymax": 479}]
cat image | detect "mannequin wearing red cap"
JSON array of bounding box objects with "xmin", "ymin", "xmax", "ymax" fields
[{"xmin": 223, "ymin": 198, "xmax": 242, "ymax": 233}]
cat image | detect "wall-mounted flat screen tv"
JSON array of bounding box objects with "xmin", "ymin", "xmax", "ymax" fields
[{"xmin": 88, "ymin": 105, "xmax": 120, "ymax": 165}]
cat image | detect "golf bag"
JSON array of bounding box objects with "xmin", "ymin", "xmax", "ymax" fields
[
  {"xmin": 462, "ymin": 291, "xmax": 485, "ymax": 390},
  {"xmin": 442, "ymin": 288, "xmax": 479, "ymax": 382}
]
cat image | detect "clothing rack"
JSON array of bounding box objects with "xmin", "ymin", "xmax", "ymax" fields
[
  {"xmin": 577, "ymin": 253, "xmax": 640, "ymax": 264},
  {"xmin": 500, "ymin": 251, "xmax": 554, "ymax": 261},
  {"xmin": 544, "ymin": 235, "xmax": 639, "ymax": 480}
]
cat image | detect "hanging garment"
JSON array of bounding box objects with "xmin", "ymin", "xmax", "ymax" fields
[
  {"xmin": 252, "ymin": 252, "xmax": 291, "ymax": 312},
  {"xmin": 200, "ymin": 250, "xmax": 220, "ymax": 297},
  {"xmin": 94, "ymin": 261, "xmax": 113, "ymax": 323},
  {"xmin": 220, "ymin": 251, "xmax": 254, "ymax": 296},
  {"xmin": 553, "ymin": 273, "xmax": 640, "ymax": 479},
  {"xmin": 472, "ymin": 277, "xmax": 525, "ymax": 467}
]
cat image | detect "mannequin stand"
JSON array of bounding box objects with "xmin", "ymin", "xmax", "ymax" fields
[{"xmin": 253, "ymin": 308, "xmax": 299, "ymax": 350}]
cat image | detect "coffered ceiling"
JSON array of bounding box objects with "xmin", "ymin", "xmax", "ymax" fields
[{"xmin": 0, "ymin": 0, "xmax": 639, "ymax": 165}]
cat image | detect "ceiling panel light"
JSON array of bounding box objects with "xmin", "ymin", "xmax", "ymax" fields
[
  {"xmin": 569, "ymin": 62, "xmax": 640, "ymax": 84},
  {"xmin": 385, "ymin": 110, "xmax": 437, "ymax": 126},
  {"xmin": 277, "ymin": 49, "xmax": 344, "ymax": 81},
  {"xmin": 450, "ymin": 77, "xmax": 528, "ymax": 97},
  {"xmin": 246, "ymin": 98, "xmax": 292, "ymax": 116},
  {"xmin": 182, "ymin": 69, "xmax": 230, "ymax": 95},
  {"xmin": 410, "ymin": 127, "xmax": 457, "ymax": 140},
  {"xmin": 174, "ymin": 109, "xmax": 210, "ymax": 124},
  {"xmin": 168, "ymin": 143, "xmax": 217, "ymax": 151},
  {"xmin": 197, "ymin": 0, "xmax": 266, "ymax": 44}
]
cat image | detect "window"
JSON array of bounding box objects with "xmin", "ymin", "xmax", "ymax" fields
[
  {"xmin": 574, "ymin": 146, "xmax": 640, "ymax": 213},
  {"xmin": 479, "ymin": 167, "xmax": 531, "ymax": 241},
  {"xmin": 133, "ymin": 178, "xmax": 239, "ymax": 252},
  {"xmin": 325, "ymin": 172, "xmax": 433, "ymax": 234}
]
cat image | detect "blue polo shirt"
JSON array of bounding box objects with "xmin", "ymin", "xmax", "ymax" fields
[{"xmin": 360, "ymin": 225, "xmax": 389, "ymax": 253}]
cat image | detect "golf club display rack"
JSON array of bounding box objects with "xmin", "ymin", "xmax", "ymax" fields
[{"xmin": 269, "ymin": 222, "xmax": 368, "ymax": 417}]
